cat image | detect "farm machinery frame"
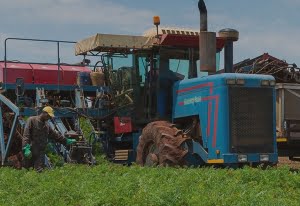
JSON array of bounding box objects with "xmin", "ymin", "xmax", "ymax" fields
[
  {"xmin": 0, "ymin": 0, "xmax": 278, "ymax": 168},
  {"xmin": 0, "ymin": 38, "xmax": 108, "ymax": 168}
]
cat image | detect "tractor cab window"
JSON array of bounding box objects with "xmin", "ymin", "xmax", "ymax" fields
[
  {"xmin": 133, "ymin": 48, "xmax": 201, "ymax": 119},
  {"xmin": 159, "ymin": 47, "xmax": 199, "ymax": 80},
  {"xmin": 100, "ymin": 53, "xmax": 137, "ymax": 110},
  {"xmin": 135, "ymin": 54, "xmax": 154, "ymax": 87},
  {"xmin": 154, "ymin": 48, "xmax": 199, "ymax": 117},
  {"xmin": 169, "ymin": 59, "xmax": 189, "ymax": 79},
  {"xmin": 102, "ymin": 53, "xmax": 135, "ymax": 92},
  {"xmin": 134, "ymin": 51, "xmax": 160, "ymax": 120}
]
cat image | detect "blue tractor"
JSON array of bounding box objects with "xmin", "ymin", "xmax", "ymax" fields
[{"xmin": 73, "ymin": 0, "xmax": 277, "ymax": 167}]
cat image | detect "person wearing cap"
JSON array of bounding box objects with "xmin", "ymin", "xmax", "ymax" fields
[{"xmin": 22, "ymin": 106, "xmax": 76, "ymax": 172}]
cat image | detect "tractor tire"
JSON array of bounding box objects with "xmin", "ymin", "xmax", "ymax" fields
[{"xmin": 136, "ymin": 121, "xmax": 189, "ymax": 167}]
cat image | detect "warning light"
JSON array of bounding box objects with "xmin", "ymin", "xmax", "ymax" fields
[{"xmin": 153, "ymin": 16, "xmax": 160, "ymax": 26}]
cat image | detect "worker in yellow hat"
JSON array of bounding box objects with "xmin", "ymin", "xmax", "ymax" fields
[
  {"xmin": 22, "ymin": 106, "xmax": 76, "ymax": 172},
  {"xmin": 42, "ymin": 106, "xmax": 55, "ymax": 118}
]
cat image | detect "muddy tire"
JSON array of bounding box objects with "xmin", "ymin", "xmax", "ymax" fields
[{"xmin": 136, "ymin": 121, "xmax": 189, "ymax": 166}]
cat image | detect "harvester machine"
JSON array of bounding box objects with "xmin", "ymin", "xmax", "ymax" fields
[
  {"xmin": 0, "ymin": 39, "xmax": 101, "ymax": 168},
  {"xmin": 71, "ymin": 0, "xmax": 278, "ymax": 167}
]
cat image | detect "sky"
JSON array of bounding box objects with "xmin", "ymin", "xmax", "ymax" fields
[{"xmin": 1, "ymin": 0, "xmax": 300, "ymax": 66}]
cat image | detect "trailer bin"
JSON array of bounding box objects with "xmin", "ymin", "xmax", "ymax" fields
[
  {"xmin": 31, "ymin": 64, "xmax": 63, "ymax": 84},
  {"xmin": 0, "ymin": 62, "xmax": 33, "ymax": 84}
]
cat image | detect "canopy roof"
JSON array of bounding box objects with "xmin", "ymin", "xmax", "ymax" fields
[
  {"xmin": 75, "ymin": 33, "xmax": 153, "ymax": 55},
  {"xmin": 75, "ymin": 33, "xmax": 225, "ymax": 56}
]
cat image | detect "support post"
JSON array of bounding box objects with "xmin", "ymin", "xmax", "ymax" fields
[
  {"xmin": 75, "ymin": 88, "xmax": 86, "ymax": 108},
  {"xmin": 224, "ymin": 41, "xmax": 234, "ymax": 73},
  {"xmin": 0, "ymin": 94, "xmax": 20, "ymax": 165}
]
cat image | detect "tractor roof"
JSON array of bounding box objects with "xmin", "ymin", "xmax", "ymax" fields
[
  {"xmin": 75, "ymin": 28, "xmax": 225, "ymax": 56},
  {"xmin": 75, "ymin": 33, "xmax": 151, "ymax": 55}
]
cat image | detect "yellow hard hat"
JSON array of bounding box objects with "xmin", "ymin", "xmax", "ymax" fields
[{"xmin": 42, "ymin": 106, "xmax": 55, "ymax": 117}]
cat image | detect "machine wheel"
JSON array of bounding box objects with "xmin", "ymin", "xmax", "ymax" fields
[{"xmin": 136, "ymin": 121, "xmax": 189, "ymax": 167}]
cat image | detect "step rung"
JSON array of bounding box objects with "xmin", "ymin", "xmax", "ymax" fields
[
  {"xmin": 115, "ymin": 155, "xmax": 128, "ymax": 158},
  {"xmin": 115, "ymin": 158, "xmax": 128, "ymax": 161},
  {"xmin": 115, "ymin": 151, "xmax": 128, "ymax": 154}
]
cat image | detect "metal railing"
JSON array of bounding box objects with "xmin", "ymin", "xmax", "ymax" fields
[{"xmin": 4, "ymin": 38, "xmax": 77, "ymax": 90}]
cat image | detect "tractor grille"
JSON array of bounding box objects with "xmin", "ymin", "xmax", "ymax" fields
[{"xmin": 229, "ymin": 87, "xmax": 274, "ymax": 153}]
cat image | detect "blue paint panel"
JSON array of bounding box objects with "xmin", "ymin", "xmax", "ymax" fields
[
  {"xmin": 198, "ymin": 104, "xmax": 208, "ymax": 148},
  {"xmin": 157, "ymin": 90, "xmax": 167, "ymax": 116},
  {"xmin": 222, "ymin": 153, "xmax": 278, "ymax": 164},
  {"xmin": 132, "ymin": 132, "xmax": 141, "ymax": 152},
  {"xmin": 172, "ymin": 73, "xmax": 277, "ymax": 164},
  {"xmin": 4, "ymin": 83, "xmax": 109, "ymax": 92},
  {"xmin": 206, "ymin": 85, "xmax": 228, "ymax": 160},
  {"xmin": 191, "ymin": 140, "xmax": 208, "ymax": 161}
]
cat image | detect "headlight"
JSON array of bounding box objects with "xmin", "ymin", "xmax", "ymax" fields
[
  {"xmin": 269, "ymin": 80, "xmax": 276, "ymax": 86},
  {"xmin": 238, "ymin": 154, "xmax": 247, "ymax": 162},
  {"xmin": 226, "ymin": 79, "xmax": 236, "ymax": 85},
  {"xmin": 261, "ymin": 80, "xmax": 269, "ymax": 86},
  {"xmin": 260, "ymin": 154, "xmax": 269, "ymax": 162},
  {"xmin": 236, "ymin": 79, "xmax": 245, "ymax": 85}
]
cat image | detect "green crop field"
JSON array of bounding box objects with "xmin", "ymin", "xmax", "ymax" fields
[
  {"xmin": 1, "ymin": 160, "xmax": 300, "ymax": 206},
  {"xmin": 1, "ymin": 119, "xmax": 299, "ymax": 206}
]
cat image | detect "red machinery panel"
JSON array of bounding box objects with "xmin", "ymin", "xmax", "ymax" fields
[
  {"xmin": 61, "ymin": 65, "xmax": 91, "ymax": 85},
  {"xmin": 31, "ymin": 64, "xmax": 63, "ymax": 84},
  {"xmin": 114, "ymin": 117, "xmax": 132, "ymax": 134},
  {"xmin": 159, "ymin": 34, "xmax": 225, "ymax": 50},
  {"xmin": 0, "ymin": 62, "xmax": 33, "ymax": 84}
]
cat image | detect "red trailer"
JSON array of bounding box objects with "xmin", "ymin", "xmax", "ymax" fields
[{"xmin": 0, "ymin": 62, "xmax": 33, "ymax": 84}]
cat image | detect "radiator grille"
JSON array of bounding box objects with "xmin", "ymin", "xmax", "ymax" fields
[{"xmin": 229, "ymin": 87, "xmax": 274, "ymax": 153}]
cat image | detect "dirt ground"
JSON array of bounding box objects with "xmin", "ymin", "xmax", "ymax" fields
[{"xmin": 278, "ymin": 157, "xmax": 300, "ymax": 170}]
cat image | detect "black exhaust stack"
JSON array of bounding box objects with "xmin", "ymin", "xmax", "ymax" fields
[
  {"xmin": 199, "ymin": 0, "xmax": 207, "ymax": 32},
  {"xmin": 198, "ymin": 0, "xmax": 216, "ymax": 74}
]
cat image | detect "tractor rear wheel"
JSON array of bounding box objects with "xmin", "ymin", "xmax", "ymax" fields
[{"xmin": 136, "ymin": 121, "xmax": 189, "ymax": 166}]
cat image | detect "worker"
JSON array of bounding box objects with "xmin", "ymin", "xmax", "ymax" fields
[{"xmin": 22, "ymin": 106, "xmax": 76, "ymax": 172}]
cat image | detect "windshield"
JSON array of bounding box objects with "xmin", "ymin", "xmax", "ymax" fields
[
  {"xmin": 169, "ymin": 58, "xmax": 190, "ymax": 78},
  {"xmin": 158, "ymin": 47, "xmax": 198, "ymax": 80},
  {"xmin": 158, "ymin": 47, "xmax": 221, "ymax": 79}
]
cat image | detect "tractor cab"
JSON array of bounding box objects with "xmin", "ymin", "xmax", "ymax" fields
[{"xmin": 74, "ymin": 30, "xmax": 225, "ymax": 124}]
